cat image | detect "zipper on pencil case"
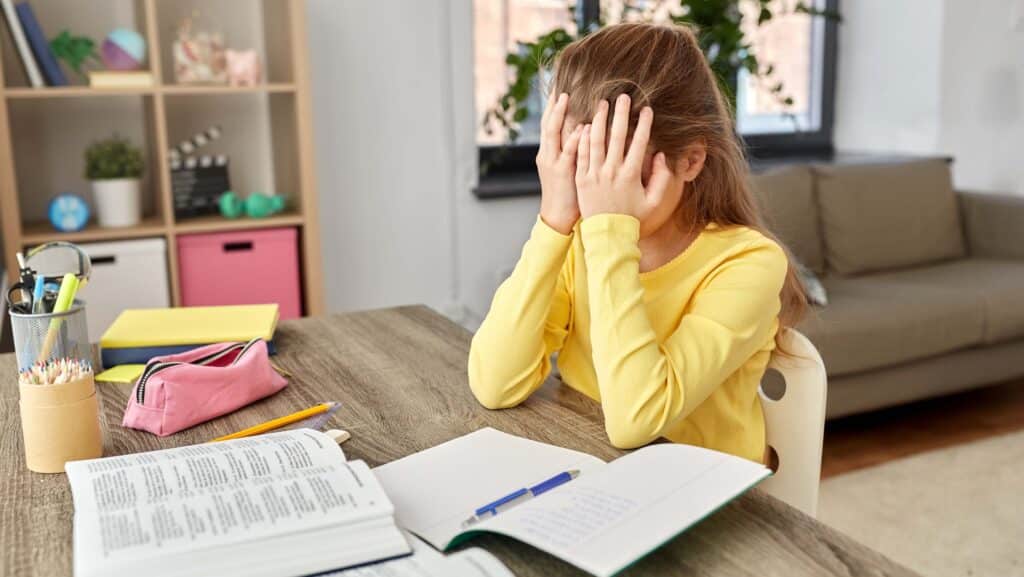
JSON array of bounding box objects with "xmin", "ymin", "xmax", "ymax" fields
[{"xmin": 135, "ymin": 341, "xmax": 256, "ymax": 405}]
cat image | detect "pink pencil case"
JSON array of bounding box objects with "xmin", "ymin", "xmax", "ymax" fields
[{"xmin": 122, "ymin": 339, "xmax": 288, "ymax": 437}]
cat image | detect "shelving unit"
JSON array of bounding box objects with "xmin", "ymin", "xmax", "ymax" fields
[{"xmin": 0, "ymin": 0, "xmax": 323, "ymax": 315}]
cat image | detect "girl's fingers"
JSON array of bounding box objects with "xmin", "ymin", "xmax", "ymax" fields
[
  {"xmin": 543, "ymin": 93, "xmax": 569, "ymax": 155},
  {"xmin": 589, "ymin": 100, "xmax": 609, "ymax": 169},
  {"xmin": 625, "ymin": 107, "xmax": 653, "ymax": 170},
  {"xmin": 560, "ymin": 124, "xmax": 583, "ymax": 165},
  {"xmin": 644, "ymin": 152, "xmax": 673, "ymax": 207},
  {"xmin": 540, "ymin": 90, "xmax": 555, "ymax": 128},
  {"xmin": 577, "ymin": 124, "xmax": 591, "ymax": 176},
  {"xmin": 606, "ymin": 94, "xmax": 631, "ymax": 163}
]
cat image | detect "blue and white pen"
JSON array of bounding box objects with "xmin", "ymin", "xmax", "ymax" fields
[{"xmin": 462, "ymin": 470, "xmax": 580, "ymax": 527}]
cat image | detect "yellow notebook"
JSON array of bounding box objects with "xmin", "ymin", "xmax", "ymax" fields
[{"xmin": 100, "ymin": 304, "xmax": 280, "ymax": 348}]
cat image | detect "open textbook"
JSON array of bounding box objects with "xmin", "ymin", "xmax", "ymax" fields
[
  {"xmin": 65, "ymin": 429, "xmax": 411, "ymax": 577},
  {"xmin": 374, "ymin": 428, "xmax": 771, "ymax": 577}
]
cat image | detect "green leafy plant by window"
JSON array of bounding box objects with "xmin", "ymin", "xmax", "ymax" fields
[
  {"xmin": 85, "ymin": 135, "xmax": 145, "ymax": 180},
  {"xmin": 482, "ymin": 0, "xmax": 839, "ymax": 144}
]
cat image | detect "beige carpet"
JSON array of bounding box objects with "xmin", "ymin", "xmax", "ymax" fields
[{"xmin": 819, "ymin": 431, "xmax": 1024, "ymax": 577}]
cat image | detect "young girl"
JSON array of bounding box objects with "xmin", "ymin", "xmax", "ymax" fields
[{"xmin": 468, "ymin": 22, "xmax": 806, "ymax": 463}]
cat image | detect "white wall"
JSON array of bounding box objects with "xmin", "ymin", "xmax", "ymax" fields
[
  {"xmin": 937, "ymin": 0, "xmax": 1024, "ymax": 194},
  {"xmin": 833, "ymin": 0, "xmax": 945, "ymax": 154},
  {"xmin": 834, "ymin": 0, "xmax": 1024, "ymax": 195},
  {"xmin": 307, "ymin": 0, "xmax": 457, "ymax": 314},
  {"xmin": 307, "ymin": 0, "xmax": 536, "ymax": 322}
]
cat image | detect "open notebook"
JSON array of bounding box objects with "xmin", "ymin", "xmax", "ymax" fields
[
  {"xmin": 374, "ymin": 428, "xmax": 771, "ymax": 577},
  {"xmin": 65, "ymin": 429, "xmax": 410, "ymax": 577}
]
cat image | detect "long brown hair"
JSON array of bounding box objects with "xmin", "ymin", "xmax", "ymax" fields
[{"xmin": 552, "ymin": 22, "xmax": 807, "ymax": 343}]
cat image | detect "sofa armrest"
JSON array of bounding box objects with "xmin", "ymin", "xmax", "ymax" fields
[{"xmin": 958, "ymin": 190, "xmax": 1024, "ymax": 259}]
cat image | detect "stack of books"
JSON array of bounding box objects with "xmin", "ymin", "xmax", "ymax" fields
[{"xmin": 99, "ymin": 304, "xmax": 279, "ymax": 367}]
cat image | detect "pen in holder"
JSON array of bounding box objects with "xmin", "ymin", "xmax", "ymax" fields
[{"xmin": 10, "ymin": 301, "xmax": 103, "ymax": 473}]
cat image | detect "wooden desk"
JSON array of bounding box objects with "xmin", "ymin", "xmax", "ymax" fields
[{"xmin": 0, "ymin": 306, "xmax": 919, "ymax": 577}]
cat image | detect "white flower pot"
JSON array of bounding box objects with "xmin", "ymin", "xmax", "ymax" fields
[{"xmin": 91, "ymin": 178, "xmax": 141, "ymax": 228}]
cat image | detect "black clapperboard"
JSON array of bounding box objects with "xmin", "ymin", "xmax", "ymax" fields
[{"xmin": 169, "ymin": 126, "xmax": 232, "ymax": 218}]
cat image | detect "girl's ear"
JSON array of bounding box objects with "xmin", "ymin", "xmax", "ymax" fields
[{"xmin": 673, "ymin": 140, "xmax": 708, "ymax": 182}]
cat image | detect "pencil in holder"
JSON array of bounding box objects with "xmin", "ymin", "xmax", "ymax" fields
[{"xmin": 10, "ymin": 301, "xmax": 103, "ymax": 473}]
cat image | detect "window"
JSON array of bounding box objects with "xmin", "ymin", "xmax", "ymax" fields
[
  {"xmin": 475, "ymin": 0, "xmax": 577, "ymax": 146},
  {"xmin": 473, "ymin": 0, "xmax": 838, "ymax": 188},
  {"xmin": 735, "ymin": 0, "xmax": 827, "ymax": 135}
]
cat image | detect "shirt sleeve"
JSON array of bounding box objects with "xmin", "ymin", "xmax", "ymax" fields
[
  {"xmin": 580, "ymin": 214, "xmax": 787, "ymax": 449},
  {"xmin": 468, "ymin": 216, "xmax": 574, "ymax": 409}
]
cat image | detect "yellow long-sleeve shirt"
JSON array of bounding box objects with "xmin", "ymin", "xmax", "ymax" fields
[{"xmin": 468, "ymin": 213, "xmax": 787, "ymax": 462}]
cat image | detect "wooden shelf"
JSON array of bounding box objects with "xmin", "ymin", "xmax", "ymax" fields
[
  {"xmin": 21, "ymin": 216, "xmax": 167, "ymax": 245},
  {"xmin": 0, "ymin": 0, "xmax": 323, "ymax": 315},
  {"xmin": 4, "ymin": 85, "xmax": 156, "ymax": 99},
  {"xmin": 161, "ymin": 83, "xmax": 297, "ymax": 95},
  {"xmin": 4, "ymin": 83, "xmax": 297, "ymax": 99},
  {"xmin": 173, "ymin": 212, "xmax": 305, "ymax": 235}
]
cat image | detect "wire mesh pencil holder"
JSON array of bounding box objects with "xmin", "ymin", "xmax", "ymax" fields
[
  {"xmin": 9, "ymin": 301, "xmax": 102, "ymax": 473},
  {"xmin": 9, "ymin": 300, "xmax": 90, "ymax": 371}
]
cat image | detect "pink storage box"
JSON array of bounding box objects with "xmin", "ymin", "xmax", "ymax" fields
[{"xmin": 177, "ymin": 227, "xmax": 302, "ymax": 319}]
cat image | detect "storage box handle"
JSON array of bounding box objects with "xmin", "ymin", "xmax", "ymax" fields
[
  {"xmin": 223, "ymin": 241, "xmax": 253, "ymax": 252},
  {"xmin": 92, "ymin": 255, "xmax": 116, "ymax": 266}
]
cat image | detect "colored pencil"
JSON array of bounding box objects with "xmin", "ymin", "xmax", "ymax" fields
[{"xmin": 211, "ymin": 402, "xmax": 339, "ymax": 442}]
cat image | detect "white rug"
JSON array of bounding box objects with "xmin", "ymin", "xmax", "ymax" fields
[{"xmin": 819, "ymin": 431, "xmax": 1024, "ymax": 577}]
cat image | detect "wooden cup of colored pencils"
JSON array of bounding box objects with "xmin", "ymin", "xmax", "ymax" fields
[{"xmin": 18, "ymin": 358, "xmax": 103, "ymax": 473}]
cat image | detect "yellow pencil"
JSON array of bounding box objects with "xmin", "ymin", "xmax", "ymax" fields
[{"xmin": 211, "ymin": 402, "xmax": 337, "ymax": 442}]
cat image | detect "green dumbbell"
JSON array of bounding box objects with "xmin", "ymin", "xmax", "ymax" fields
[{"xmin": 219, "ymin": 191, "xmax": 286, "ymax": 219}]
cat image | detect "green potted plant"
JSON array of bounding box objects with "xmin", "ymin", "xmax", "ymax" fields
[{"xmin": 84, "ymin": 135, "xmax": 145, "ymax": 227}]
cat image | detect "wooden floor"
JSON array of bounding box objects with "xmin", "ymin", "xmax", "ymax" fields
[{"xmin": 820, "ymin": 377, "xmax": 1024, "ymax": 478}]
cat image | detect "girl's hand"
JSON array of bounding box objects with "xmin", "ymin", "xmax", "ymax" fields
[
  {"xmin": 576, "ymin": 94, "xmax": 672, "ymax": 221},
  {"xmin": 537, "ymin": 92, "xmax": 584, "ymax": 235}
]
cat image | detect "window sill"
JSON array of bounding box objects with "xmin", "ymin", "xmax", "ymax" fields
[
  {"xmin": 473, "ymin": 150, "xmax": 952, "ymax": 200},
  {"xmin": 473, "ymin": 173, "xmax": 541, "ymax": 199}
]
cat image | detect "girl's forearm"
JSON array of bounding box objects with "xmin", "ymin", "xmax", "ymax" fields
[{"xmin": 468, "ymin": 217, "xmax": 574, "ymax": 409}]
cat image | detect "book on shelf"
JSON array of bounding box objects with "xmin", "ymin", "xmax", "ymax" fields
[
  {"xmin": 0, "ymin": 0, "xmax": 42, "ymax": 87},
  {"xmin": 14, "ymin": 1, "xmax": 66, "ymax": 86},
  {"xmin": 87, "ymin": 70, "xmax": 154, "ymax": 88},
  {"xmin": 374, "ymin": 427, "xmax": 772, "ymax": 577},
  {"xmin": 66, "ymin": 429, "xmax": 412, "ymax": 577}
]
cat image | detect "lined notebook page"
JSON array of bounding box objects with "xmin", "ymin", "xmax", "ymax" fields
[
  {"xmin": 482, "ymin": 443, "xmax": 770, "ymax": 577},
  {"xmin": 373, "ymin": 428, "xmax": 606, "ymax": 548}
]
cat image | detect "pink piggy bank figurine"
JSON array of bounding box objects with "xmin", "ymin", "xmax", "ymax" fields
[{"xmin": 226, "ymin": 49, "xmax": 262, "ymax": 87}]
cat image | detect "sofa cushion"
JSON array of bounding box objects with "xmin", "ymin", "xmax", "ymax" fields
[
  {"xmin": 750, "ymin": 166, "xmax": 824, "ymax": 273},
  {"xmin": 798, "ymin": 273, "xmax": 984, "ymax": 376},
  {"xmin": 815, "ymin": 159, "xmax": 966, "ymax": 275},
  {"xmin": 863, "ymin": 258, "xmax": 1024, "ymax": 345}
]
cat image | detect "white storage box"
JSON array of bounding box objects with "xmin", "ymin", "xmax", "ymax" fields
[{"xmin": 29, "ymin": 238, "xmax": 170, "ymax": 341}]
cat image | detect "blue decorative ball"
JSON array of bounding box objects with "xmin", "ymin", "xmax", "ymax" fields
[
  {"xmin": 102, "ymin": 28, "xmax": 146, "ymax": 71},
  {"xmin": 49, "ymin": 193, "xmax": 90, "ymax": 232}
]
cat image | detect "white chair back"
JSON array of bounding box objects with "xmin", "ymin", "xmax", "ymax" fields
[{"xmin": 758, "ymin": 329, "xmax": 827, "ymax": 517}]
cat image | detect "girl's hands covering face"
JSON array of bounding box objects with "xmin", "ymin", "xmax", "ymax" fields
[
  {"xmin": 536, "ymin": 92, "xmax": 584, "ymax": 235},
  {"xmin": 575, "ymin": 94, "xmax": 673, "ymax": 222}
]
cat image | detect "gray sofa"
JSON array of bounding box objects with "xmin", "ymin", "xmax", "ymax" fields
[{"xmin": 751, "ymin": 158, "xmax": 1024, "ymax": 418}]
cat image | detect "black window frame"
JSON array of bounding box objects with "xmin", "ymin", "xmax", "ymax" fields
[{"xmin": 475, "ymin": 0, "xmax": 840, "ymax": 198}]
